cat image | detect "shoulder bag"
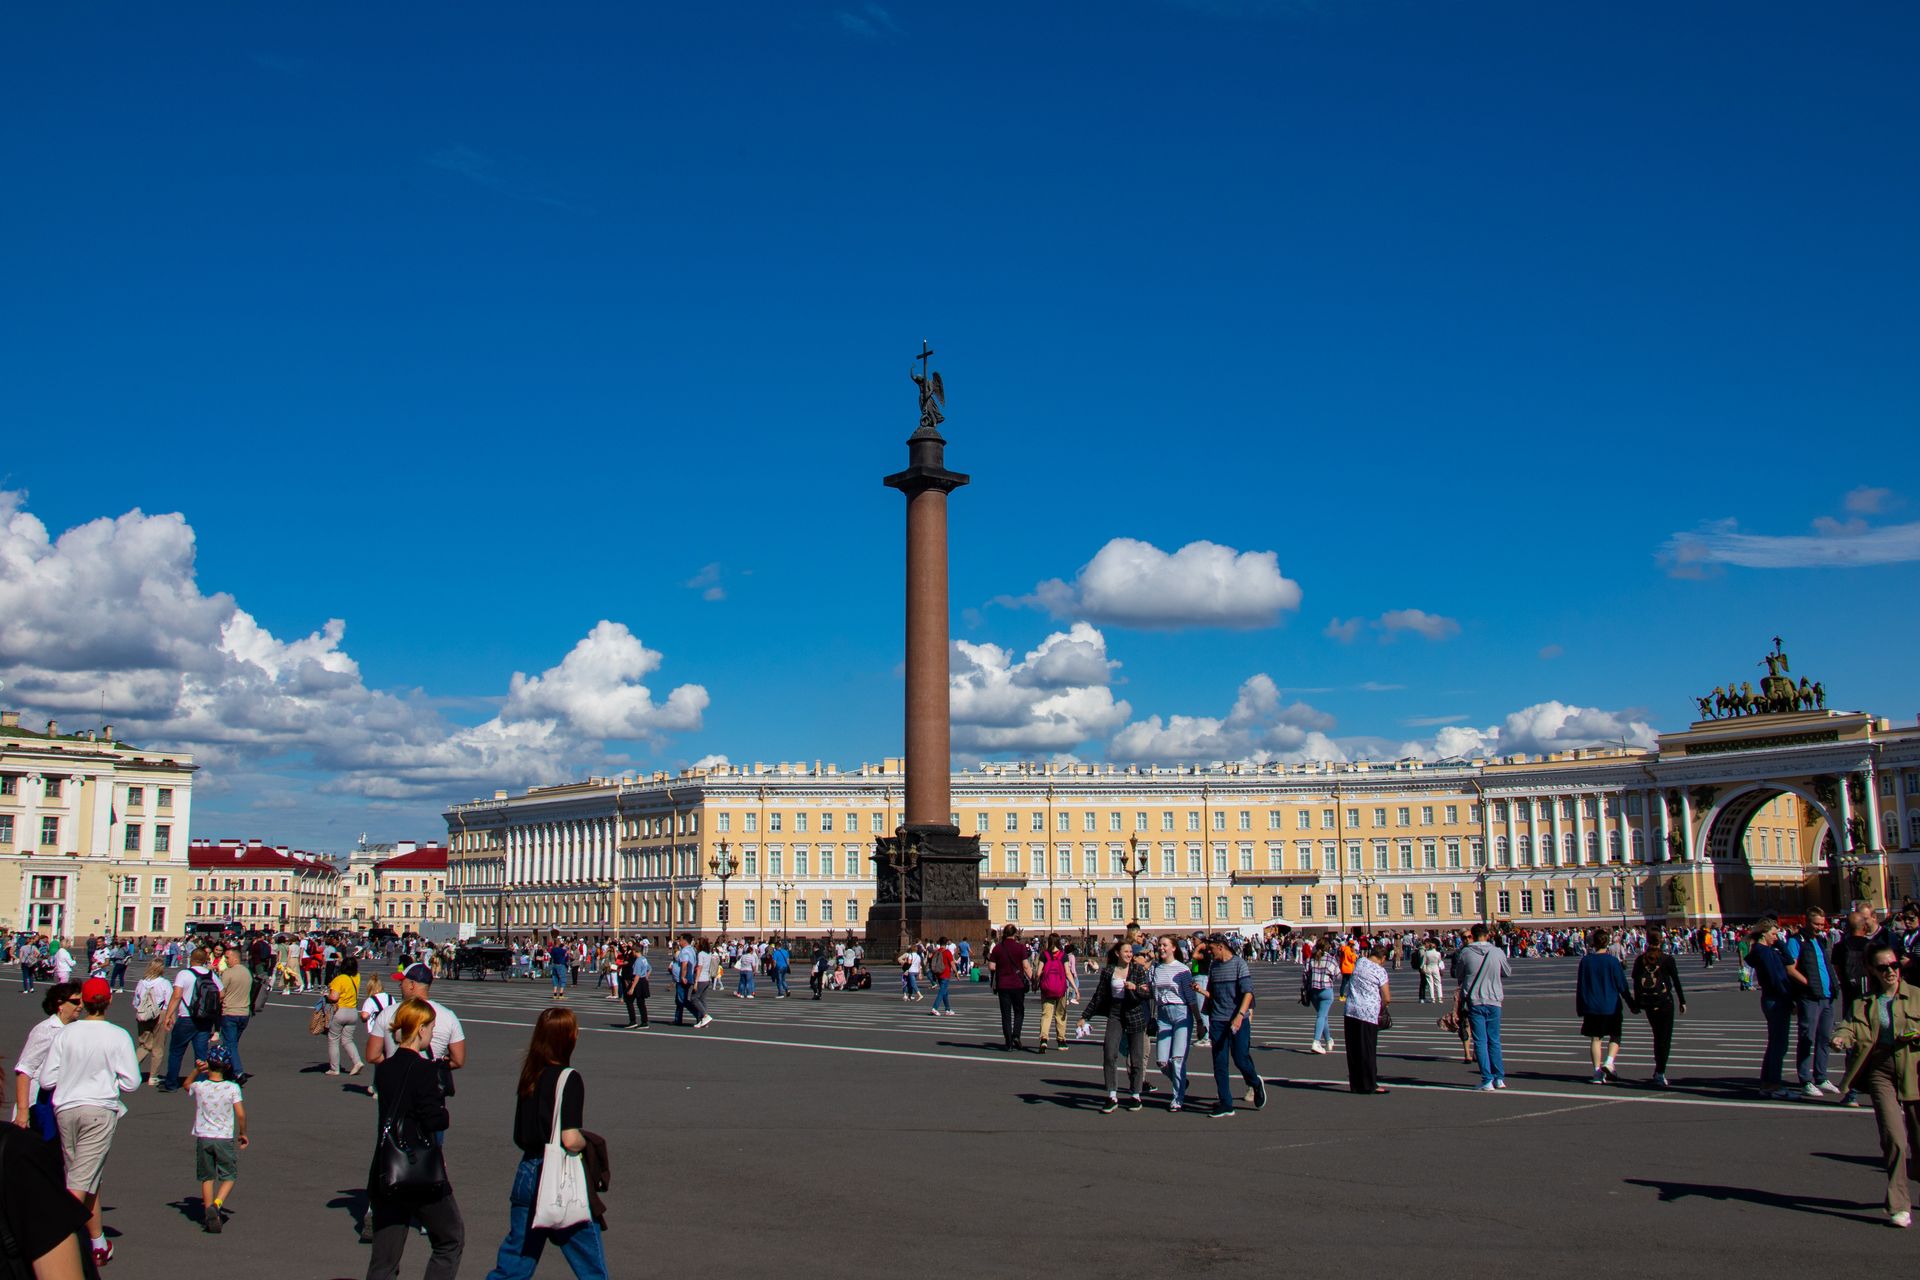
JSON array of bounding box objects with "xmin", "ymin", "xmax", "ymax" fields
[
  {"xmin": 532, "ymin": 1067, "xmax": 592, "ymax": 1230},
  {"xmin": 372, "ymin": 1064, "xmax": 449, "ymax": 1199}
]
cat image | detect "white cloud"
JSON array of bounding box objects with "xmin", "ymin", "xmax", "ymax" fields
[
  {"xmin": 691, "ymin": 753, "xmax": 730, "ymax": 770},
  {"xmin": 0, "ymin": 490, "xmax": 707, "ymax": 810},
  {"xmin": 950, "ymin": 623, "xmax": 1131, "ymax": 755},
  {"xmin": 1377, "ymin": 609, "xmax": 1460, "ymax": 642},
  {"xmin": 1107, "ymin": 674, "xmax": 1342, "ymax": 766},
  {"xmin": 1015, "ymin": 538, "xmax": 1301, "ymax": 630},
  {"xmin": 1663, "ymin": 490, "xmax": 1920, "ymax": 576},
  {"xmin": 1328, "ymin": 609, "xmax": 1460, "ymax": 643},
  {"xmin": 685, "ymin": 563, "xmax": 726, "ymax": 603},
  {"xmin": 1398, "ymin": 700, "xmax": 1656, "ymax": 762},
  {"xmin": 1846, "ymin": 486, "xmax": 1896, "ymax": 515}
]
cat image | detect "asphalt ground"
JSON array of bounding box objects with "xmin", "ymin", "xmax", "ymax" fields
[{"xmin": 0, "ymin": 954, "xmax": 1896, "ymax": 1278}]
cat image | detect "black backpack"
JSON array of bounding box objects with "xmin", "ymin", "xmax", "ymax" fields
[
  {"xmin": 1633, "ymin": 956, "xmax": 1674, "ymax": 1010},
  {"xmin": 187, "ymin": 969, "xmax": 222, "ymax": 1023}
]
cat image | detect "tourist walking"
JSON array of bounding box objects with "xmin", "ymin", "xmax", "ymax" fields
[
  {"xmin": 17, "ymin": 937, "xmax": 41, "ymax": 994},
  {"xmin": 1344, "ymin": 943, "xmax": 1392, "ymax": 1094},
  {"xmin": 1149, "ymin": 936, "xmax": 1202, "ymax": 1111},
  {"xmin": 688, "ymin": 939, "xmax": 715, "ymax": 1028},
  {"xmin": 1747, "ymin": 919, "xmax": 1796, "ymax": 1097},
  {"xmin": 158, "ymin": 946, "xmax": 221, "ymax": 1092},
  {"xmin": 365, "ymin": 998, "xmax": 465, "ymax": 1280},
  {"xmin": 621, "ymin": 947, "xmax": 650, "ymax": 1028},
  {"xmin": 483, "ymin": 1008, "xmax": 608, "ymax": 1278},
  {"xmin": 1453, "ymin": 923, "xmax": 1511, "ymax": 1092},
  {"xmin": 987, "ymin": 926, "xmax": 1032, "ymax": 1052},
  {"xmin": 1034, "ymin": 935, "xmax": 1075, "ymax": 1050},
  {"xmin": 1301, "ymin": 940, "xmax": 1340, "ymax": 1053},
  {"xmin": 12, "ymin": 982, "xmax": 82, "ymax": 1131},
  {"xmin": 132, "ymin": 959, "xmax": 173, "ymax": 1086},
  {"xmin": 1577, "ymin": 928, "xmax": 1634, "ymax": 1084},
  {"xmin": 1200, "ymin": 935, "xmax": 1266, "ymax": 1117},
  {"xmin": 1418, "ymin": 938, "xmax": 1444, "ymax": 1003},
  {"xmin": 1830, "ymin": 939, "xmax": 1920, "ymax": 1227},
  {"xmin": 927, "ymin": 937, "xmax": 955, "ymax": 1015},
  {"xmin": 1631, "ymin": 929, "xmax": 1686, "ymax": 1087},
  {"xmin": 41, "ymin": 977, "xmax": 141, "ymax": 1268},
  {"xmin": 549, "ymin": 940, "xmax": 570, "ymax": 1001},
  {"xmin": 182, "ymin": 1042, "xmax": 247, "ymax": 1233},
  {"xmin": 326, "ymin": 958, "xmax": 366, "ymax": 1076},
  {"xmin": 1784, "ymin": 907, "xmax": 1839, "ymax": 1099},
  {"xmin": 219, "ymin": 952, "xmax": 253, "ymax": 1082},
  {"xmin": 1076, "ymin": 942, "xmax": 1152, "ymax": 1113}
]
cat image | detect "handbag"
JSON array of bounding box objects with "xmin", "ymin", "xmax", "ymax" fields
[
  {"xmin": 1376, "ymin": 1006, "xmax": 1392, "ymax": 1031},
  {"xmin": 531, "ymin": 1067, "xmax": 592, "ymax": 1231},
  {"xmin": 372, "ymin": 1066, "xmax": 449, "ymax": 1199},
  {"xmin": 309, "ymin": 1002, "xmax": 330, "ymax": 1036}
]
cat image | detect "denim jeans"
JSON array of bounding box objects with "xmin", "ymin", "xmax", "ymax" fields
[
  {"xmin": 673, "ymin": 983, "xmax": 690, "ymax": 1023},
  {"xmin": 219, "ymin": 1014, "xmax": 250, "ymax": 1077},
  {"xmin": 903, "ymin": 973, "xmax": 919, "ymax": 998},
  {"xmin": 1207, "ymin": 1017, "xmax": 1261, "ymax": 1111},
  {"xmin": 485, "ymin": 1155, "xmax": 607, "ymax": 1280},
  {"xmin": 1311, "ymin": 987, "xmax": 1335, "ymax": 1043},
  {"xmin": 163, "ymin": 1019, "xmax": 213, "ymax": 1088},
  {"xmin": 20, "ymin": 964, "xmax": 35, "ymax": 993},
  {"xmin": 931, "ymin": 977, "xmax": 951, "ymax": 1012},
  {"xmin": 1760, "ymin": 995, "xmax": 1792, "ymax": 1085},
  {"xmin": 737, "ymin": 970, "xmax": 756, "ymax": 996},
  {"xmin": 1795, "ymin": 996, "xmax": 1835, "ymax": 1085},
  {"xmin": 773, "ymin": 968, "xmax": 789, "ymax": 996},
  {"xmin": 1154, "ymin": 1010, "xmax": 1193, "ymax": 1104},
  {"xmin": 1466, "ymin": 1004, "xmax": 1504, "ymax": 1086}
]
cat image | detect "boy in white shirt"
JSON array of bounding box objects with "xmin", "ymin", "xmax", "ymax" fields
[{"xmin": 183, "ymin": 1042, "xmax": 247, "ymax": 1234}]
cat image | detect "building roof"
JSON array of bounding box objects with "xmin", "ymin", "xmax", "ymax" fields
[
  {"xmin": 376, "ymin": 845, "xmax": 448, "ymax": 872},
  {"xmin": 188, "ymin": 839, "xmax": 341, "ymax": 875}
]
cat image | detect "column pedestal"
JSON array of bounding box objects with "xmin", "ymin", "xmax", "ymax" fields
[{"xmin": 865, "ymin": 825, "xmax": 990, "ymax": 959}]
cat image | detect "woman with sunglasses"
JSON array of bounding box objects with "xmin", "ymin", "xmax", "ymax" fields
[
  {"xmin": 10, "ymin": 983, "xmax": 83, "ymax": 1135},
  {"xmin": 1831, "ymin": 942, "xmax": 1920, "ymax": 1228}
]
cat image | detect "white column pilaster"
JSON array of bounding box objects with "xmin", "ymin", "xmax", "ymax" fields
[{"xmin": 1656, "ymin": 789, "xmax": 1672, "ymax": 864}]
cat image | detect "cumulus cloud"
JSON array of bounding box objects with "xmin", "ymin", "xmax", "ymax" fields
[
  {"xmin": 0, "ymin": 490, "xmax": 707, "ymax": 810},
  {"xmin": 1328, "ymin": 609, "xmax": 1460, "ymax": 643},
  {"xmin": 1107, "ymin": 674, "xmax": 1343, "ymax": 766},
  {"xmin": 1013, "ymin": 539, "xmax": 1301, "ymax": 630},
  {"xmin": 950, "ymin": 623, "xmax": 1131, "ymax": 756},
  {"xmin": 1398, "ymin": 700, "xmax": 1656, "ymax": 762},
  {"xmin": 691, "ymin": 753, "xmax": 730, "ymax": 770}
]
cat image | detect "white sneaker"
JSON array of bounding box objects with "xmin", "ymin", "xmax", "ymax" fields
[
  {"xmin": 694, "ymin": 1016, "xmax": 713, "ymax": 1028},
  {"xmin": 1800, "ymin": 1082, "xmax": 1823, "ymax": 1100},
  {"xmin": 1817, "ymin": 1080, "xmax": 1841, "ymax": 1095},
  {"xmin": 1894, "ymin": 1211, "xmax": 1912, "ymax": 1229}
]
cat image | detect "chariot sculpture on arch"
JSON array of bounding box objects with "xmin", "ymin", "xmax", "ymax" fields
[{"xmin": 1695, "ymin": 637, "xmax": 1826, "ymax": 718}]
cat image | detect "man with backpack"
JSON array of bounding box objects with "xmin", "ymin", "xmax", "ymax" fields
[
  {"xmin": 927, "ymin": 937, "xmax": 956, "ymax": 1015},
  {"xmin": 18, "ymin": 938, "xmax": 41, "ymax": 994},
  {"xmin": 157, "ymin": 946, "xmax": 222, "ymax": 1092},
  {"xmin": 1033, "ymin": 935, "xmax": 1076, "ymax": 1048}
]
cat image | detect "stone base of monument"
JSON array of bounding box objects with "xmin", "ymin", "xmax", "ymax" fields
[{"xmin": 865, "ymin": 825, "xmax": 991, "ymax": 961}]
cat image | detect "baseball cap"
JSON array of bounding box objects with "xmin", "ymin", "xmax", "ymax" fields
[
  {"xmin": 81, "ymin": 977, "xmax": 112, "ymax": 1004},
  {"xmin": 205, "ymin": 1043, "xmax": 233, "ymax": 1070},
  {"xmin": 403, "ymin": 963, "xmax": 435, "ymax": 985}
]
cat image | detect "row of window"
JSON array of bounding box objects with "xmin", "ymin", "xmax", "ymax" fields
[
  {"xmin": 192, "ymin": 900, "xmax": 444, "ymax": 921},
  {"xmin": 0, "ymin": 776, "xmax": 173, "ymax": 807},
  {"xmin": 0, "ymin": 815, "xmax": 173, "ymax": 850}
]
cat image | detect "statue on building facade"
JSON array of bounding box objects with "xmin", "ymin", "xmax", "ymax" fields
[{"xmin": 1695, "ymin": 639, "xmax": 1827, "ymax": 719}]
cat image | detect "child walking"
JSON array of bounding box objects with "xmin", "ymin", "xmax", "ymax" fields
[{"xmin": 183, "ymin": 1043, "xmax": 248, "ymax": 1233}]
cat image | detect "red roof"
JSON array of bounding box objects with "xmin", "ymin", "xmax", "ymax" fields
[
  {"xmin": 377, "ymin": 846, "xmax": 448, "ymax": 872},
  {"xmin": 188, "ymin": 839, "xmax": 339, "ymax": 876}
]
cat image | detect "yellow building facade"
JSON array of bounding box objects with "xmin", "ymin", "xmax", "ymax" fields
[
  {"xmin": 445, "ymin": 706, "xmax": 1920, "ymax": 942},
  {"xmin": 0, "ymin": 711, "xmax": 195, "ymax": 942}
]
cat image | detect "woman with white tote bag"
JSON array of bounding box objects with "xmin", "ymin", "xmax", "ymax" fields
[{"xmin": 483, "ymin": 1007, "xmax": 603, "ymax": 1280}]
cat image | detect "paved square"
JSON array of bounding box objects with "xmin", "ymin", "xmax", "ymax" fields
[{"xmin": 0, "ymin": 956, "xmax": 1892, "ymax": 1277}]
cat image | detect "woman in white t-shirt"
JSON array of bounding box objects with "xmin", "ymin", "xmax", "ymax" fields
[{"xmin": 131, "ymin": 961, "xmax": 175, "ymax": 1086}]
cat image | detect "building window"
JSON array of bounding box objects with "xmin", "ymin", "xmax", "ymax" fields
[
  {"xmin": 1520, "ymin": 890, "xmax": 1535, "ymax": 914},
  {"xmin": 1004, "ymin": 812, "xmax": 1018, "ymax": 832},
  {"xmin": 1300, "ymin": 893, "xmax": 1314, "ymax": 918},
  {"xmin": 1497, "ymin": 889, "xmax": 1512, "ymax": 914},
  {"xmin": 1211, "ymin": 811, "xmax": 1226, "ymax": 831},
  {"xmin": 1031, "ymin": 812, "xmax": 1044, "ymax": 832},
  {"xmin": 1084, "ymin": 812, "xmax": 1097, "ymax": 832},
  {"xmin": 1189, "ymin": 896, "xmax": 1202, "ymax": 921},
  {"xmin": 40, "ymin": 817, "xmax": 58, "ymax": 846},
  {"xmin": 0, "ymin": 774, "xmax": 13, "ymax": 796},
  {"xmin": 1373, "ymin": 808, "xmax": 1388, "ymax": 827},
  {"xmin": 716, "ymin": 813, "xmax": 730, "ymax": 833},
  {"xmin": 155, "ymin": 825, "xmax": 171, "ymax": 853},
  {"xmin": 769, "ymin": 813, "xmax": 783, "ymax": 833},
  {"xmin": 1005, "ymin": 898, "xmax": 1019, "ymax": 922},
  {"xmin": 1324, "ymin": 893, "xmax": 1338, "ymax": 917},
  {"xmin": 1542, "ymin": 888, "xmax": 1557, "ymax": 913},
  {"xmin": 1351, "ymin": 893, "xmax": 1364, "ymax": 918},
  {"xmin": 794, "ymin": 900, "xmax": 808, "ymax": 923},
  {"xmin": 157, "ymin": 787, "xmax": 173, "ymax": 808},
  {"xmin": 1449, "ymin": 891, "xmax": 1463, "ymax": 916},
  {"xmin": 1239, "ymin": 894, "xmax": 1253, "ymax": 919},
  {"xmin": 1162, "ymin": 896, "xmax": 1175, "ymax": 921},
  {"xmin": 1402, "ymin": 892, "xmax": 1416, "ymax": 916},
  {"xmin": 1270, "ymin": 893, "xmax": 1284, "ymax": 916},
  {"xmin": 1297, "ymin": 811, "xmax": 1311, "ymax": 831},
  {"xmin": 150, "ymin": 906, "xmax": 167, "ymax": 932},
  {"xmin": 0, "ymin": 815, "xmax": 12, "ymax": 846}
]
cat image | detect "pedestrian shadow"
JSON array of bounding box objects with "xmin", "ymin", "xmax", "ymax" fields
[
  {"xmin": 1811, "ymin": 1151, "xmax": 1881, "ymax": 1168},
  {"xmin": 1622, "ymin": 1178, "xmax": 1880, "ymax": 1222},
  {"xmin": 1017, "ymin": 1087, "xmax": 1111, "ymax": 1110},
  {"xmin": 326, "ymin": 1187, "xmax": 370, "ymax": 1234},
  {"xmin": 166, "ymin": 1196, "xmax": 211, "ymax": 1227}
]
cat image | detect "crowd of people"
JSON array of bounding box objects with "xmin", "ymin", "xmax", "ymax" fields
[{"xmin": 0, "ymin": 899, "xmax": 1913, "ymax": 1275}]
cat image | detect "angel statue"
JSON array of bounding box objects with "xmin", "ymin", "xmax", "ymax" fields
[{"xmin": 910, "ymin": 363, "xmax": 945, "ymax": 434}]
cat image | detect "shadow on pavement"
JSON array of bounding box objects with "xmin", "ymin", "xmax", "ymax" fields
[{"xmin": 1623, "ymin": 1178, "xmax": 1881, "ymax": 1222}]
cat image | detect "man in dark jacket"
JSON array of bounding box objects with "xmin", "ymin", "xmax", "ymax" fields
[
  {"xmin": 1783, "ymin": 907, "xmax": 1838, "ymax": 1100},
  {"xmin": 1748, "ymin": 920, "xmax": 1796, "ymax": 1099}
]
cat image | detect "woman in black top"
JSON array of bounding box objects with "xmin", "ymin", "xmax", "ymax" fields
[
  {"xmin": 1075, "ymin": 942, "xmax": 1154, "ymax": 1114},
  {"xmin": 483, "ymin": 1007, "xmax": 606, "ymax": 1280},
  {"xmin": 366, "ymin": 998, "xmax": 464, "ymax": 1280},
  {"xmin": 1630, "ymin": 930, "xmax": 1687, "ymax": 1088}
]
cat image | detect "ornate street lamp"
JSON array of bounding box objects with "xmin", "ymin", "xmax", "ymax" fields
[
  {"xmin": 1073, "ymin": 877, "xmax": 1096, "ymax": 955},
  {"xmin": 1124, "ymin": 833, "xmax": 1149, "ymax": 927},
  {"xmin": 775, "ymin": 881, "xmax": 795, "ymax": 944},
  {"xmin": 883, "ymin": 828, "xmax": 923, "ymax": 951},
  {"xmin": 1357, "ymin": 873, "xmax": 1378, "ymax": 936},
  {"xmin": 709, "ymin": 840, "xmax": 737, "ymax": 940},
  {"xmin": 1608, "ymin": 863, "xmax": 1632, "ymax": 935}
]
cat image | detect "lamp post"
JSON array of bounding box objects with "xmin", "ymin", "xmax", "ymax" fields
[
  {"xmin": 883, "ymin": 828, "xmax": 923, "ymax": 951},
  {"xmin": 1073, "ymin": 877, "xmax": 1095, "ymax": 955},
  {"xmin": 1124, "ymin": 833, "xmax": 1149, "ymax": 927},
  {"xmin": 1357, "ymin": 873, "xmax": 1377, "ymax": 937},
  {"xmin": 1608, "ymin": 863, "xmax": 1632, "ymax": 936},
  {"xmin": 775, "ymin": 881, "xmax": 795, "ymax": 944},
  {"xmin": 709, "ymin": 840, "xmax": 736, "ymax": 941},
  {"xmin": 1474, "ymin": 869, "xmax": 1491, "ymax": 927}
]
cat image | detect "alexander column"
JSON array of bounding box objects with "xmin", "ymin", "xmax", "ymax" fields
[{"xmin": 866, "ymin": 343, "xmax": 989, "ymax": 958}]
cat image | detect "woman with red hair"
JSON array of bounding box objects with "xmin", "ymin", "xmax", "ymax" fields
[{"xmin": 483, "ymin": 1007, "xmax": 606, "ymax": 1279}]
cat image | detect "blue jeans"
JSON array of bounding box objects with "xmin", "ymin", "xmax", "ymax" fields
[
  {"xmin": 484, "ymin": 1155, "xmax": 607, "ymax": 1280},
  {"xmin": 903, "ymin": 973, "xmax": 919, "ymax": 997},
  {"xmin": 773, "ymin": 968, "xmax": 789, "ymax": 996},
  {"xmin": 1154, "ymin": 1011, "xmax": 1193, "ymax": 1105},
  {"xmin": 163, "ymin": 1019, "xmax": 213, "ymax": 1088},
  {"xmin": 1310, "ymin": 988, "xmax": 1335, "ymax": 1043},
  {"xmin": 20, "ymin": 964, "xmax": 35, "ymax": 993},
  {"xmin": 1466, "ymin": 1004, "xmax": 1504, "ymax": 1086},
  {"xmin": 737, "ymin": 971, "xmax": 756, "ymax": 996},
  {"xmin": 931, "ymin": 977, "xmax": 951, "ymax": 1012},
  {"xmin": 220, "ymin": 1014, "xmax": 250, "ymax": 1077},
  {"xmin": 673, "ymin": 983, "xmax": 690, "ymax": 1024},
  {"xmin": 1208, "ymin": 1017, "xmax": 1261, "ymax": 1112},
  {"xmin": 1795, "ymin": 996, "xmax": 1835, "ymax": 1085},
  {"xmin": 551, "ymin": 968, "xmax": 568, "ymax": 994},
  {"xmin": 1761, "ymin": 995, "xmax": 1792, "ymax": 1085}
]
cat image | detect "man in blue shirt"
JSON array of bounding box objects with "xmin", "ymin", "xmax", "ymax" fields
[
  {"xmin": 1782, "ymin": 907, "xmax": 1837, "ymax": 1100},
  {"xmin": 1199, "ymin": 935, "xmax": 1266, "ymax": 1118},
  {"xmin": 770, "ymin": 940, "xmax": 791, "ymax": 998},
  {"xmin": 1747, "ymin": 919, "xmax": 1796, "ymax": 1098}
]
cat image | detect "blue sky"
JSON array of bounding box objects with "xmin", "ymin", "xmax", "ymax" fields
[{"xmin": 2, "ymin": 1, "xmax": 1916, "ymax": 850}]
